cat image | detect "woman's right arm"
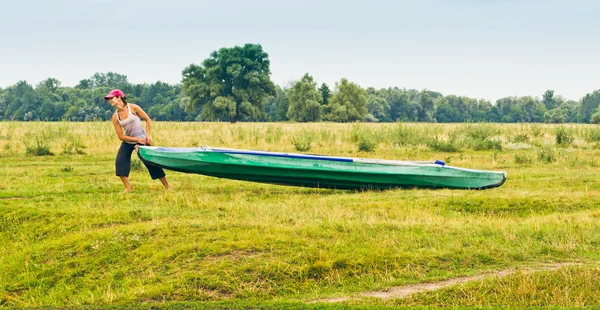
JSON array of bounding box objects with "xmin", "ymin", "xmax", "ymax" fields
[{"xmin": 112, "ymin": 114, "xmax": 145, "ymax": 144}]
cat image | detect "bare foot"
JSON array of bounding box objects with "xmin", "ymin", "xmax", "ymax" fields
[{"xmin": 123, "ymin": 188, "xmax": 132, "ymax": 193}]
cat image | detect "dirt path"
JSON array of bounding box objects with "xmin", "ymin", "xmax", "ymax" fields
[{"xmin": 309, "ymin": 262, "xmax": 585, "ymax": 303}]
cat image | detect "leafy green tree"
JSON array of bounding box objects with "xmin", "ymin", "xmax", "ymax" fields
[
  {"xmin": 579, "ymin": 90, "xmax": 600, "ymax": 123},
  {"xmin": 542, "ymin": 90, "xmax": 557, "ymax": 110},
  {"xmin": 434, "ymin": 95, "xmax": 497, "ymax": 123},
  {"xmin": 277, "ymin": 96, "xmax": 290, "ymax": 122},
  {"xmin": 264, "ymin": 85, "xmax": 288, "ymax": 121},
  {"xmin": 87, "ymin": 72, "xmax": 131, "ymax": 90},
  {"xmin": 417, "ymin": 90, "xmax": 435, "ymax": 122},
  {"xmin": 162, "ymin": 98, "xmax": 190, "ymax": 121},
  {"xmin": 39, "ymin": 78, "xmax": 61, "ymax": 92},
  {"xmin": 495, "ymin": 97, "xmax": 516, "ymax": 116},
  {"xmin": 560, "ymin": 99, "xmax": 579, "ymax": 123},
  {"xmin": 138, "ymin": 81, "xmax": 177, "ymax": 108},
  {"xmin": 519, "ymin": 96, "xmax": 546, "ymax": 122},
  {"xmin": 366, "ymin": 94, "xmax": 390, "ymax": 122},
  {"xmin": 324, "ymin": 78, "xmax": 367, "ymax": 122},
  {"xmin": 591, "ymin": 105, "xmax": 600, "ymax": 124},
  {"xmin": 319, "ymin": 83, "xmax": 331, "ymax": 106},
  {"xmin": 65, "ymin": 104, "xmax": 104, "ymax": 121},
  {"xmin": 0, "ymin": 87, "xmax": 5, "ymax": 120},
  {"xmin": 434, "ymin": 97, "xmax": 459, "ymax": 122},
  {"xmin": 387, "ymin": 88, "xmax": 416, "ymax": 121},
  {"xmin": 3, "ymin": 81, "xmax": 37, "ymax": 120},
  {"xmin": 34, "ymin": 78, "xmax": 64, "ymax": 120},
  {"xmin": 447, "ymin": 95, "xmax": 466, "ymax": 122},
  {"xmin": 37, "ymin": 99, "xmax": 56, "ymax": 120},
  {"xmin": 473, "ymin": 99, "xmax": 497, "ymax": 122},
  {"xmin": 75, "ymin": 79, "xmax": 91, "ymax": 90},
  {"xmin": 286, "ymin": 74, "xmax": 322, "ymax": 122},
  {"xmin": 495, "ymin": 97, "xmax": 519, "ymax": 122},
  {"xmin": 544, "ymin": 108, "xmax": 569, "ymax": 123},
  {"xmin": 182, "ymin": 44, "xmax": 276, "ymax": 123}
]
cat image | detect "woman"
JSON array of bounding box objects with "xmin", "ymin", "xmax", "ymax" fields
[{"xmin": 104, "ymin": 89, "xmax": 170, "ymax": 192}]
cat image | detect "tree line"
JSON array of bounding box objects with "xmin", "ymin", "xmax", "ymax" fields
[{"xmin": 1, "ymin": 44, "xmax": 599, "ymax": 123}]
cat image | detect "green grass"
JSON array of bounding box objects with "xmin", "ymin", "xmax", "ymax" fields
[{"xmin": 1, "ymin": 122, "xmax": 600, "ymax": 308}]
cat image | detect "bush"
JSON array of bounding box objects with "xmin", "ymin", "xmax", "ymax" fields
[
  {"xmin": 583, "ymin": 127, "xmax": 600, "ymax": 142},
  {"xmin": 555, "ymin": 126, "xmax": 574, "ymax": 146},
  {"xmin": 457, "ymin": 123, "xmax": 499, "ymax": 141},
  {"xmin": 363, "ymin": 113, "xmax": 379, "ymax": 122},
  {"xmin": 514, "ymin": 153, "xmax": 533, "ymax": 164},
  {"xmin": 62, "ymin": 136, "xmax": 87, "ymax": 155},
  {"xmin": 471, "ymin": 138, "xmax": 503, "ymax": 151},
  {"xmin": 529, "ymin": 124, "xmax": 544, "ymax": 137},
  {"xmin": 510, "ymin": 132, "xmax": 530, "ymax": 143},
  {"xmin": 428, "ymin": 136, "xmax": 461, "ymax": 152},
  {"xmin": 25, "ymin": 137, "xmax": 54, "ymax": 156},
  {"xmin": 349, "ymin": 125, "xmax": 378, "ymax": 152},
  {"xmin": 390, "ymin": 123, "xmax": 426, "ymax": 147},
  {"xmin": 357, "ymin": 136, "xmax": 376, "ymax": 152},
  {"xmin": 537, "ymin": 145, "xmax": 556, "ymax": 163},
  {"xmin": 291, "ymin": 130, "xmax": 314, "ymax": 152},
  {"xmin": 265, "ymin": 126, "xmax": 283, "ymax": 143},
  {"xmin": 248, "ymin": 126, "xmax": 262, "ymax": 145}
]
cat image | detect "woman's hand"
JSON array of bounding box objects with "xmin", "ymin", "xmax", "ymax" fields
[
  {"xmin": 145, "ymin": 135, "xmax": 152, "ymax": 146},
  {"xmin": 137, "ymin": 137, "xmax": 147, "ymax": 145}
]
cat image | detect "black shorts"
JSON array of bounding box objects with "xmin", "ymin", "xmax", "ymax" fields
[{"xmin": 115, "ymin": 142, "xmax": 166, "ymax": 180}]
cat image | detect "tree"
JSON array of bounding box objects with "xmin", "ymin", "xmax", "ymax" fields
[
  {"xmin": 264, "ymin": 85, "xmax": 288, "ymax": 121},
  {"xmin": 579, "ymin": 90, "xmax": 600, "ymax": 123},
  {"xmin": 366, "ymin": 94, "xmax": 390, "ymax": 122},
  {"xmin": 87, "ymin": 72, "xmax": 131, "ymax": 90},
  {"xmin": 384, "ymin": 88, "xmax": 416, "ymax": 121},
  {"xmin": 473, "ymin": 99, "xmax": 497, "ymax": 122},
  {"xmin": 319, "ymin": 83, "xmax": 331, "ymax": 106},
  {"xmin": 591, "ymin": 105, "xmax": 600, "ymax": 124},
  {"xmin": 496, "ymin": 97, "xmax": 519, "ymax": 122},
  {"xmin": 33, "ymin": 78, "xmax": 64, "ymax": 120},
  {"xmin": 434, "ymin": 97, "xmax": 459, "ymax": 122},
  {"xmin": 542, "ymin": 90, "xmax": 556, "ymax": 110},
  {"xmin": 417, "ymin": 90, "xmax": 435, "ymax": 122},
  {"xmin": 519, "ymin": 96, "xmax": 545, "ymax": 122},
  {"xmin": 38, "ymin": 78, "xmax": 61, "ymax": 92},
  {"xmin": 324, "ymin": 78, "xmax": 367, "ymax": 122},
  {"xmin": 182, "ymin": 44, "xmax": 276, "ymax": 123},
  {"xmin": 0, "ymin": 87, "xmax": 5, "ymax": 120},
  {"xmin": 560, "ymin": 99, "xmax": 579, "ymax": 123},
  {"xmin": 3, "ymin": 81, "xmax": 37, "ymax": 120},
  {"xmin": 75, "ymin": 79, "xmax": 91, "ymax": 90},
  {"xmin": 544, "ymin": 108, "xmax": 569, "ymax": 123},
  {"xmin": 286, "ymin": 74, "xmax": 322, "ymax": 122},
  {"xmin": 277, "ymin": 96, "xmax": 290, "ymax": 122}
]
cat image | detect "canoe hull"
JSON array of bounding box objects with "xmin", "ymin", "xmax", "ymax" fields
[{"xmin": 138, "ymin": 147, "xmax": 506, "ymax": 190}]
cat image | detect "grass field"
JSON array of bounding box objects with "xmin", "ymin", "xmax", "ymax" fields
[{"xmin": 1, "ymin": 121, "xmax": 600, "ymax": 309}]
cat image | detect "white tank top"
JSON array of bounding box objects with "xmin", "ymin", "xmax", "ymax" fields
[{"xmin": 116, "ymin": 104, "xmax": 146, "ymax": 144}]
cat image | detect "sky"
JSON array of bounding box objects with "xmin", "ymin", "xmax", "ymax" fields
[{"xmin": 1, "ymin": 0, "xmax": 598, "ymax": 102}]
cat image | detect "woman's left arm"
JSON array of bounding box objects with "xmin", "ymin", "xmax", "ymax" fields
[{"xmin": 131, "ymin": 104, "xmax": 153, "ymax": 145}]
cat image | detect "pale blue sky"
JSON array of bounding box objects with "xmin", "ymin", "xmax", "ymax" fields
[{"xmin": 1, "ymin": 0, "xmax": 598, "ymax": 101}]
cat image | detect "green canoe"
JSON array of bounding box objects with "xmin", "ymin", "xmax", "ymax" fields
[{"xmin": 138, "ymin": 146, "xmax": 507, "ymax": 190}]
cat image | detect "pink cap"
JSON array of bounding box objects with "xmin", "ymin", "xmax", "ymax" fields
[{"xmin": 104, "ymin": 89, "xmax": 125, "ymax": 100}]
